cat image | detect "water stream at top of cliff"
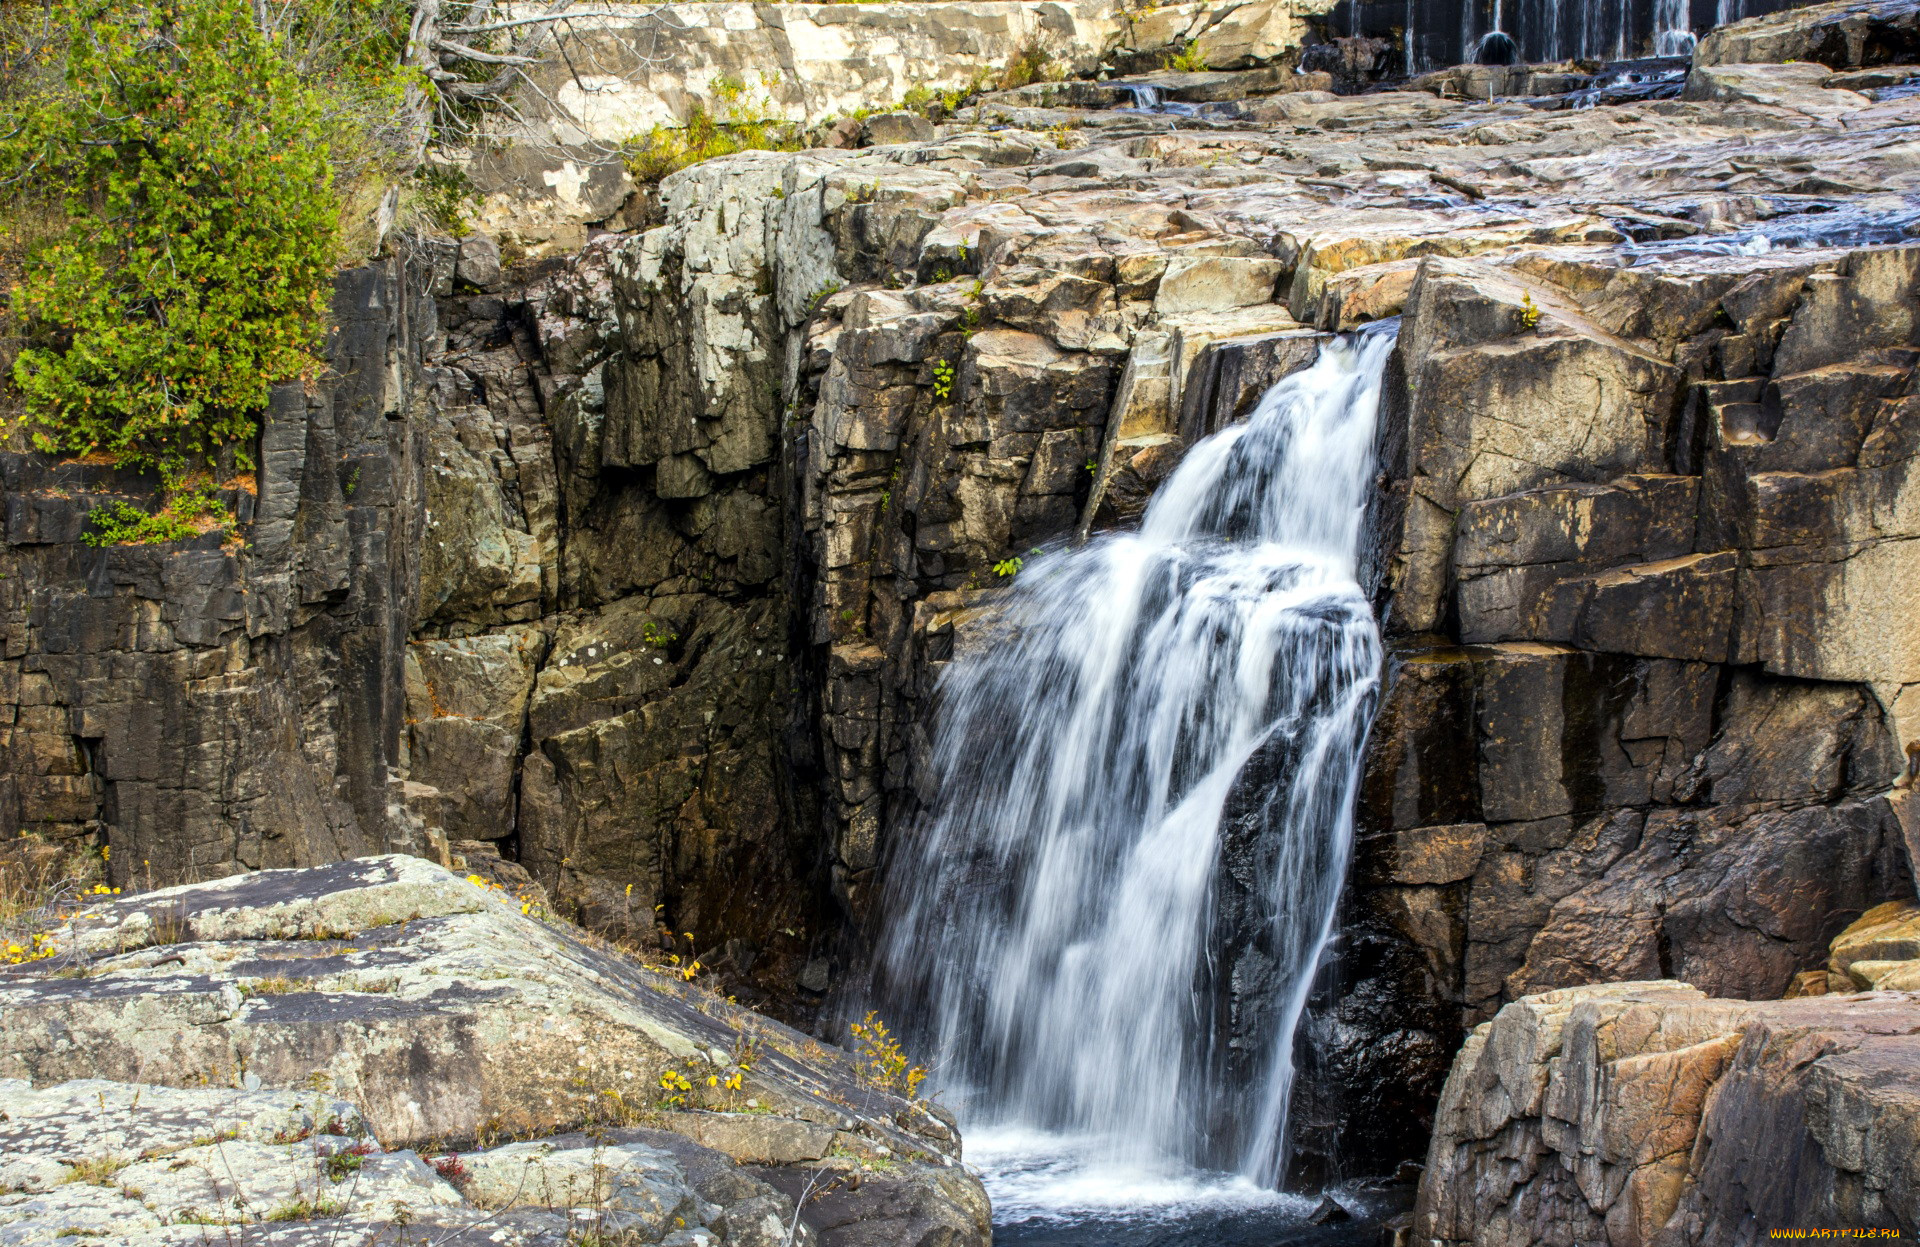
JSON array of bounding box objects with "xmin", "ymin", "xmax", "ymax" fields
[{"xmin": 871, "ymin": 327, "xmax": 1395, "ymax": 1237}]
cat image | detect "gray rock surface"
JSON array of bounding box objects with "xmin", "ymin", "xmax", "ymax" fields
[{"xmin": 0, "ymin": 856, "xmax": 981, "ymax": 1246}]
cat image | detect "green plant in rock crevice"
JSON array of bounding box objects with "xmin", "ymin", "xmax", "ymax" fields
[
  {"xmin": 82, "ymin": 484, "xmax": 236, "ymax": 547},
  {"xmin": 1167, "ymin": 39, "xmax": 1209, "ymax": 72},
  {"xmin": 624, "ymin": 71, "xmax": 802, "ymax": 185}
]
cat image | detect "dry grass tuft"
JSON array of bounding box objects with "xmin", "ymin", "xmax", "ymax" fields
[{"xmin": 0, "ymin": 834, "xmax": 110, "ymax": 967}]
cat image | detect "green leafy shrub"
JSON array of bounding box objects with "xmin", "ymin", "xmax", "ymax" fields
[
  {"xmin": 410, "ymin": 164, "xmax": 479, "ymax": 239},
  {"xmin": 83, "ymin": 484, "xmax": 235, "ymax": 547},
  {"xmin": 3, "ymin": 0, "xmax": 341, "ymax": 479},
  {"xmin": 625, "ymin": 105, "xmax": 804, "ymax": 185}
]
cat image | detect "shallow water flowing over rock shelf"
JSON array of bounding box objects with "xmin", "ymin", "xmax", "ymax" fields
[{"xmin": 872, "ymin": 330, "xmax": 1394, "ymax": 1217}]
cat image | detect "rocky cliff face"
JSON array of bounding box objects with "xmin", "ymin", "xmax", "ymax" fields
[
  {"xmin": 8, "ymin": 0, "xmax": 1920, "ymax": 1208},
  {"xmin": 1327, "ymin": 233, "xmax": 1920, "ymax": 1170},
  {"xmin": 465, "ymin": 0, "xmax": 1339, "ymax": 257},
  {"xmin": 0, "ymin": 258, "xmax": 435, "ymax": 880},
  {"xmin": 1411, "ymin": 868, "xmax": 1920, "ymax": 1244},
  {"xmin": 1411, "ymin": 978, "xmax": 1920, "ymax": 1245},
  {"xmin": 402, "ymin": 220, "xmax": 824, "ymax": 1009}
]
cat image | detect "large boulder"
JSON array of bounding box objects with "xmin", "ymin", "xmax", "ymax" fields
[
  {"xmin": 1695, "ymin": 0, "xmax": 1920, "ymax": 68},
  {"xmin": 0, "ymin": 856, "xmax": 987, "ymax": 1247},
  {"xmin": 1413, "ymin": 981, "xmax": 1920, "ymax": 1244}
]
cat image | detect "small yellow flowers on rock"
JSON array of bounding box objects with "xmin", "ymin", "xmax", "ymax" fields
[{"xmin": 4, "ymin": 932, "xmax": 58, "ymax": 966}]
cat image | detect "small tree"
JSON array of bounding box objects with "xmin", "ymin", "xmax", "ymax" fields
[{"xmin": 3, "ymin": 0, "xmax": 339, "ymax": 478}]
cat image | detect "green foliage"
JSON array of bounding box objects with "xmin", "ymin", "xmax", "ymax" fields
[
  {"xmin": 82, "ymin": 484, "xmax": 234, "ymax": 547},
  {"xmin": 624, "ymin": 74, "xmax": 802, "ymax": 186},
  {"xmin": 931, "ymin": 358, "xmax": 955, "ymax": 400},
  {"xmin": 641, "ymin": 620, "xmax": 679, "ymax": 650},
  {"xmin": 3, "ymin": 0, "xmax": 340, "ymax": 478},
  {"xmin": 1167, "ymin": 39, "xmax": 1209, "ymax": 72},
  {"xmin": 1519, "ymin": 290, "xmax": 1542, "ymax": 330},
  {"xmin": 625, "ymin": 105, "xmax": 802, "ymax": 185},
  {"xmin": 998, "ymin": 37, "xmax": 1053, "ymax": 90},
  {"xmin": 809, "ymin": 280, "xmax": 843, "ymax": 313},
  {"xmin": 849, "ymin": 1011, "xmax": 927, "ymax": 1099},
  {"xmin": 323, "ymin": 1145, "xmax": 373, "ymax": 1182},
  {"xmin": 993, "ymin": 556, "xmax": 1023, "ymax": 578},
  {"xmin": 900, "ymin": 72, "xmax": 991, "ymax": 120},
  {"xmin": 411, "ymin": 164, "xmax": 479, "ymax": 238},
  {"xmin": 264, "ymin": 1198, "xmax": 343, "ymax": 1222}
]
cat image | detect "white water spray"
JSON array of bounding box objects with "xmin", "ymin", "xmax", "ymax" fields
[{"xmin": 872, "ymin": 327, "xmax": 1394, "ymax": 1212}]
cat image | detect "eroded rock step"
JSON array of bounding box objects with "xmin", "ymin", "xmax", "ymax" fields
[{"xmin": 0, "ymin": 856, "xmax": 985, "ymax": 1246}]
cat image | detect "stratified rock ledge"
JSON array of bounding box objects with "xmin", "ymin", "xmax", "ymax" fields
[
  {"xmin": 0, "ymin": 855, "xmax": 987, "ymax": 1247},
  {"xmin": 1410, "ymin": 979, "xmax": 1920, "ymax": 1245}
]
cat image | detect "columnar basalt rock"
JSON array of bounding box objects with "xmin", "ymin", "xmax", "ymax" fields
[{"xmin": 0, "ymin": 258, "xmax": 434, "ymax": 884}]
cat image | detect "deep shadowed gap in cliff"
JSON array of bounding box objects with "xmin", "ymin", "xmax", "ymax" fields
[{"xmin": 864, "ymin": 327, "xmax": 1396, "ymax": 1225}]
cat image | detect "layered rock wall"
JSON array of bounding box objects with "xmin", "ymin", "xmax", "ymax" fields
[
  {"xmin": 0, "ymin": 259, "xmax": 434, "ymax": 881},
  {"xmin": 465, "ymin": 0, "xmax": 1338, "ymax": 253},
  {"xmin": 9, "ymin": 0, "xmax": 1920, "ymax": 1191},
  {"xmin": 497, "ymin": 0, "xmax": 1329, "ymax": 142},
  {"xmin": 1318, "ymin": 236, "xmax": 1920, "ymax": 1168},
  {"xmin": 1411, "ymin": 980, "xmax": 1920, "ymax": 1245}
]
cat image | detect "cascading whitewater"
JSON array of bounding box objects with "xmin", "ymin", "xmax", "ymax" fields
[{"xmin": 871, "ymin": 326, "xmax": 1395, "ymax": 1195}]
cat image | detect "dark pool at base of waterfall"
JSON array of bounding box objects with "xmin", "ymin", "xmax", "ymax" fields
[
  {"xmin": 969, "ymin": 1132, "xmax": 1405, "ymax": 1247},
  {"xmin": 993, "ymin": 1205, "xmax": 1385, "ymax": 1247}
]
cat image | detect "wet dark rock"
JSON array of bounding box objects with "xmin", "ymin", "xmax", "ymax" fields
[{"xmin": 1308, "ymin": 1194, "xmax": 1353, "ymax": 1223}]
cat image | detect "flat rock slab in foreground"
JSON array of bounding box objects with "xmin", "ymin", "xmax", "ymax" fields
[
  {"xmin": 0, "ymin": 855, "xmax": 987, "ymax": 1247},
  {"xmin": 1413, "ymin": 980, "xmax": 1920, "ymax": 1245}
]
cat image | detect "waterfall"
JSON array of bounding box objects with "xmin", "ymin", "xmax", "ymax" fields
[
  {"xmin": 871, "ymin": 327, "xmax": 1394, "ymax": 1210},
  {"xmin": 1653, "ymin": 0, "xmax": 1696, "ymax": 55}
]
